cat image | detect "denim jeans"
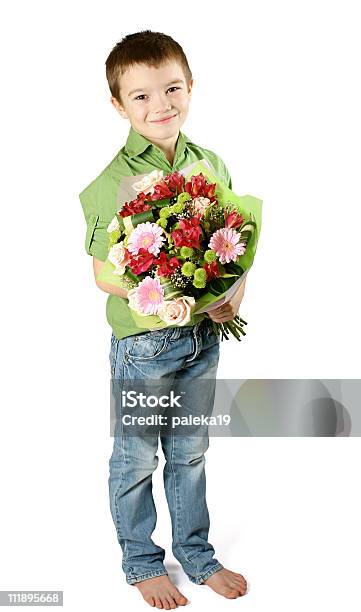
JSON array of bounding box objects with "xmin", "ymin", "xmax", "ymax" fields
[{"xmin": 108, "ymin": 317, "xmax": 223, "ymax": 585}]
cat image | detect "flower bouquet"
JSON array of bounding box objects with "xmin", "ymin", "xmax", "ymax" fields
[{"xmin": 97, "ymin": 160, "xmax": 262, "ymax": 341}]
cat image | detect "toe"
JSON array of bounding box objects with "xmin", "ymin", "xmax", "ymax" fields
[
  {"xmin": 225, "ymin": 589, "xmax": 239, "ymax": 599},
  {"xmin": 162, "ymin": 599, "xmax": 171, "ymax": 610},
  {"xmin": 165, "ymin": 596, "xmax": 177, "ymax": 609},
  {"xmin": 234, "ymin": 581, "xmax": 247, "ymax": 596},
  {"xmin": 232, "ymin": 575, "xmax": 247, "ymax": 587},
  {"xmin": 231, "ymin": 570, "xmax": 246, "ymax": 581},
  {"xmin": 232, "ymin": 574, "xmax": 247, "ymax": 587},
  {"xmin": 145, "ymin": 596, "xmax": 156, "ymax": 607},
  {"xmin": 154, "ymin": 598, "xmax": 163, "ymax": 609},
  {"xmin": 174, "ymin": 592, "xmax": 188, "ymax": 606}
]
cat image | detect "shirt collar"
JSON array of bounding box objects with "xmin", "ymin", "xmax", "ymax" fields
[{"xmin": 124, "ymin": 125, "xmax": 192, "ymax": 160}]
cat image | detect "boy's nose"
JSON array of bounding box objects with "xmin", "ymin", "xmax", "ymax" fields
[{"xmin": 150, "ymin": 93, "xmax": 172, "ymax": 115}]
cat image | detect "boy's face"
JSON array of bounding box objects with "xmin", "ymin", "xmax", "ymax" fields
[{"xmin": 111, "ymin": 59, "xmax": 193, "ymax": 143}]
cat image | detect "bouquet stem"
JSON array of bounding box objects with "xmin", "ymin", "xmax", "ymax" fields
[{"xmin": 208, "ymin": 314, "xmax": 248, "ymax": 342}]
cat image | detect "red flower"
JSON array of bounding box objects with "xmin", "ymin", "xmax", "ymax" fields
[
  {"xmin": 184, "ymin": 173, "xmax": 217, "ymax": 201},
  {"xmin": 224, "ymin": 210, "xmax": 244, "ymax": 229},
  {"xmin": 171, "ymin": 218, "xmax": 203, "ymax": 249},
  {"xmin": 119, "ymin": 196, "xmax": 151, "ymax": 218},
  {"xmin": 204, "ymin": 260, "xmax": 220, "ymax": 282},
  {"xmin": 166, "ymin": 171, "xmax": 185, "ymax": 193},
  {"xmin": 153, "ymin": 252, "xmax": 181, "ymax": 277},
  {"xmin": 147, "ymin": 180, "xmax": 173, "ymax": 201},
  {"xmin": 128, "ymin": 248, "xmax": 154, "ymax": 274}
]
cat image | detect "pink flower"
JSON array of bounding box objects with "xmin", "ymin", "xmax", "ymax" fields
[
  {"xmin": 209, "ymin": 227, "xmax": 246, "ymax": 264},
  {"xmin": 127, "ymin": 222, "xmax": 165, "ymax": 256},
  {"xmin": 127, "ymin": 276, "xmax": 165, "ymax": 316},
  {"xmin": 157, "ymin": 296, "xmax": 195, "ymax": 326}
]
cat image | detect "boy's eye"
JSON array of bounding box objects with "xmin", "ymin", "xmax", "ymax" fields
[{"xmin": 134, "ymin": 87, "xmax": 180, "ymax": 101}]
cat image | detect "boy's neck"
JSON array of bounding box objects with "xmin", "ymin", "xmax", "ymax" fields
[{"xmin": 146, "ymin": 131, "xmax": 179, "ymax": 166}]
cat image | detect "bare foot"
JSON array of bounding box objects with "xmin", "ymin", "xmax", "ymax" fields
[
  {"xmin": 133, "ymin": 575, "xmax": 189, "ymax": 609},
  {"xmin": 203, "ymin": 567, "xmax": 247, "ymax": 599}
]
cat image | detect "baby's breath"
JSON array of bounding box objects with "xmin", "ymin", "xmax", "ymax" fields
[{"xmin": 169, "ymin": 268, "xmax": 191, "ymax": 289}]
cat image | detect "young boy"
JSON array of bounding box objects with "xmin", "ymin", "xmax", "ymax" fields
[{"xmin": 79, "ymin": 30, "xmax": 247, "ymax": 608}]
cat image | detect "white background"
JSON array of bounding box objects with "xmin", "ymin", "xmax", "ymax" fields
[{"xmin": 1, "ymin": 0, "xmax": 360, "ymax": 610}]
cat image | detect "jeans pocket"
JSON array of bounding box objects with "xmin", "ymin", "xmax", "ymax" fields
[{"xmin": 125, "ymin": 331, "xmax": 171, "ymax": 361}]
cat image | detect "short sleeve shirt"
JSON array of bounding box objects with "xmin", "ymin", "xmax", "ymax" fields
[{"xmin": 79, "ymin": 126, "xmax": 233, "ymax": 339}]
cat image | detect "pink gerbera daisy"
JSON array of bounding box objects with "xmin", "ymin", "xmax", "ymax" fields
[
  {"xmin": 209, "ymin": 227, "xmax": 246, "ymax": 264},
  {"xmin": 133, "ymin": 276, "xmax": 165, "ymax": 315},
  {"xmin": 128, "ymin": 222, "xmax": 165, "ymax": 256}
]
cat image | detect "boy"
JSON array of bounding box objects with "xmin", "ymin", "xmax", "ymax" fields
[{"xmin": 79, "ymin": 31, "xmax": 247, "ymax": 608}]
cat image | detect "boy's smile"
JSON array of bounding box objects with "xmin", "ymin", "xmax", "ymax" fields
[{"xmin": 111, "ymin": 60, "xmax": 193, "ymax": 163}]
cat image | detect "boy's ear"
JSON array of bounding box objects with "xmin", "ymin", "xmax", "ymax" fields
[
  {"xmin": 110, "ymin": 96, "xmax": 128, "ymax": 119},
  {"xmin": 187, "ymin": 79, "xmax": 194, "ymax": 97}
]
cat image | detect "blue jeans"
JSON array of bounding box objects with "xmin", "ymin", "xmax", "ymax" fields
[{"xmin": 108, "ymin": 317, "xmax": 223, "ymax": 585}]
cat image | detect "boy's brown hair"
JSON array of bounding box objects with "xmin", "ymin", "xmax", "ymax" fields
[{"xmin": 105, "ymin": 30, "xmax": 192, "ymax": 105}]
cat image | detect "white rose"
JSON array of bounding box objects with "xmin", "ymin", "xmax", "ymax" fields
[
  {"xmin": 132, "ymin": 169, "xmax": 164, "ymax": 195},
  {"xmin": 157, "ymin": 296, "xmax": 195, "ymax": 326},
  {"xmin": 108, "ymin": 242, "xmax": 129, "ymax": 275},
  {"xmin": 107, "ymin": 216, "xmax": 120, "ymax": 233}
]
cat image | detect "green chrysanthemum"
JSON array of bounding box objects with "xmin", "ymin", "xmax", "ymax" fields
[
  {"xmin": 180, "ymin": 246, "xmax": 194, "ymax": 258},
  {"xmin": 194, "ymin": 268, "xmax": 207, "ymax": 282},
  {"xmin": 178, "ymin": 192, "xmax": 192, "ymax": 205},
  {"xmin": 156, "ymin": 218, "xmax": 168, "ymax": 229},
  {"xmin": 204, "ymin": 249, "xmax": 217, "ymax": 263},
  {"xmin": 193, "ymin": 268, "xmax": 207, "ymax": 289},
  {"xmin": 181, "ymin": 262, "xmax": 196, "ymax": 277},
  {"xmin": 159, "ymin": 207, "xmax": 171, "ymax": 218},
  {"xmin": 171, "ymin": 202, "xmax": 184, "ymax": 214},
  {"xmin": 193, "ymin": 277, "xmax": 206, "ymax": 289}
]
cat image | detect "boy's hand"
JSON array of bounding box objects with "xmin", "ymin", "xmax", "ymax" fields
[{"xmin": 207, "ymin": 277, "xmax": 247, "ymax": 323}]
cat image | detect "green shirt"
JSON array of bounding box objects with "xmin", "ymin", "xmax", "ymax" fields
[{"xmin": 79, "ymin": 126, "xmax": 233, "ymax": 340}]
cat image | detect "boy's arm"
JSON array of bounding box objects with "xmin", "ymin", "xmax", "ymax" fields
[{"xmin": 93, "ymin": 257, "xmax": 129, "ymax": 299}]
